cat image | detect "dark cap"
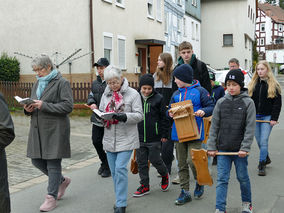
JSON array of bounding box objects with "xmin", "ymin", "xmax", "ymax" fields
[
  {"xmin": 139, "ymin": 73, "xmax": 154, "ymax": 88},
  {"xmin": 173, "ymin": 64, "xmax": 193, "ymax": 84},
  {"xmin": 225, "ymin": 69, "xmax": 244, "ymax": 88},
  {"xmin": 94, "ymin": 58, "xmax": 109, "ymax": 67}
]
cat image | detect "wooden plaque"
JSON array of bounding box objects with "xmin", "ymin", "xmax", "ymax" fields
[
  {"xmin": 170, "ymin": 100, "xmax": 200, "ymax": 142},
  {"xmin": 201, "ymin": 116, "xmax": 212, "ymax": 144}
]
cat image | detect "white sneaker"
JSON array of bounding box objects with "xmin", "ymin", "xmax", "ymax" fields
[
  {"xmin": 215, "ymin": 209, "xmax": 225, "ymax": 213},
  {"xmin": 172, "ymin": 175, "xmax": 180, "ymax": 184},
  {"xmin": 242, "ymin": 202, "xmax": 253, "ymax": 213}
]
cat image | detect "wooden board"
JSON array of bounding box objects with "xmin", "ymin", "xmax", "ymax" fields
[
  {"xmin": 202, "ymin": 116, "xmax": 212, "ymax": 144},
  {"xmin": 191, "ymin": 148, "xmax": 213, "ymax": 186}
]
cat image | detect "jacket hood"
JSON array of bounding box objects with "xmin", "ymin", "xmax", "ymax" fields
[
  {"xmin": 178, "ymin": 80, "xmax": 200, "ymax": 92},
  {"xmin": 224, "ymin": 90, "xmax": 249, "ymax": 101}
]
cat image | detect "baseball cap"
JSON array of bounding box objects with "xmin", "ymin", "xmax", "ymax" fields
[{"xmin": 94, "ymin": 58, "xmax": 109, "ymax": 67}]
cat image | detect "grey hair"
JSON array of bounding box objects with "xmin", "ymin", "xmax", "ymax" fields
[
  {"xmin": 31, "ymin": 54, "xmax": 54, "ymax": 70},
  {"xmin": 104, "ymin": 65, "xmax": 122, "ymax": 81},
  {"xmin": 228, "ymin": 58, "xmax": 239, "ymax": 66}
]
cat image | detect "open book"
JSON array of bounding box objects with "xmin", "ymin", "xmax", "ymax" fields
[
  {"xmin": 14, "ymin": 96, "xmax": 35, "ymax": 105},
  {"xmin": 92, "ymin": 109, "xmax": 116, "ymax": 120}
]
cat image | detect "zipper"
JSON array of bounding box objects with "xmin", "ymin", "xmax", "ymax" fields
[
  {"xmin": 155, "ymin": 122, "xmax": 158, "ymax": 135},
  {"xmin": 143, "ymin": 100, "xmax": 147, "ymax": 142},
  {"xmin": 258, "ymin": 81, "xmax": 263, "ymax": 112}
]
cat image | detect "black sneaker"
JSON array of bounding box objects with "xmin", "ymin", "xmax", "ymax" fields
[
  {"xmin": 98, "ymin": 165, "xmax": 104, "ymax": 175},
  {"xmin": 133, "ymin": 185, "xmax": 150, "ymax": 197},
  {"xmin": 101, "ymin": 167, "xmax": 111, "ymax": 178},
  {"xmin": 266, "ymin": 155, "xmax": 271, "ymax": 165},
  {"xmin": 160, "ymin": 173, "xmax": 170, "ymax": 191}
]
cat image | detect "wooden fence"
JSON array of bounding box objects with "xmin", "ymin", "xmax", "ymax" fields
[{"xmin": 0, "ymin": 81, "xmax": 139, "ymax": 108}]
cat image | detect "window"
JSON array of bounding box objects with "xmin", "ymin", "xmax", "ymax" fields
[
  {"xmin": 223, "ymin": 34, "xmax": 233, "ymax": 46},
  {"xmin": 196, "ymin": 23, "xmax": 199, "ymax": 41},
  {"xmin": 164, "ymin": 12, "xmax": 168, "ymax": 33},
  {"xmin": 177, "ymin": 18, "xmax": 181, "ymax": 32},
  {"xmin": 260, "ymin": 38, "xmax": 264, "ymax": 45},
  {"xmin": 102, "ymin": 0, "xmax": 112, "ymax": 3},
  {"xmin": 177, "ymin": 0, "xmax": 182, "ymax": 6},
  {"xmin": 279, "ymin": 24, "xmax": 283, "ymax": 32},
  {"xmin": 191, "ymin": 21, "xmax": 195, "ymax": 40},
  {"xmin": 147, "ymin": 0, "xmax": 153, "ymax": 18},
  {"xmin": 183, "ymin": 17, "xmax": 187, "ymax": 37},
  {"xmin": 261, "ymin": 23, "xmax": 265, "ymax": 32},
  {"xmin": 248, "ymin": 5, "xmax": 250, "ymax": 18},
  {"xmin": 192, "ymin": 0, "xmax": 197, "ymax": 7},
  {"xmin": 156, "ymin": 0, "xmax": 162, "ymax": 22},
  {"xmin": 115, "ymin": 0, "xmax": 124, "ymax": 8},
  {"xmin": 118, "ymin": 36, "xmax": 126, "ymax": 69},
  {"xmin": 104, "ymin": 34, "xmax": 112, "ymax": 63},
  {"xmin": 245, "ymin": 59, "xmax": 248, "ymax": 70},
  {"xmin": 245, "ymin": 36, "xmax": 248, "ymax": 48}
]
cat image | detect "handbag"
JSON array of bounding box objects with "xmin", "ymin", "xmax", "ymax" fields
[{"xmin": 130, "ymin": 149, "xmax": 138, "ymax": 174}]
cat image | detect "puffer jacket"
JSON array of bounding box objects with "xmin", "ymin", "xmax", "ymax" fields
[{"xmin": 99, "ymin": 78, "xmax": 143, "ymax": 152}]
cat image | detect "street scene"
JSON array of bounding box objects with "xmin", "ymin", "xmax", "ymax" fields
[{"xmin": 1, "ymin": 0, "xmax": 284, "ymax": 213}]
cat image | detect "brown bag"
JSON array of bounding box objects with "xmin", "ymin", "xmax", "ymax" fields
[{"xmin": 130, "ymin": 149, "xmax": 138, "ymax": 174}]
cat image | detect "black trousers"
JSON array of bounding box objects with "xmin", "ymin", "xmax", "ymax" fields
[
  {"xmin": 92, "ymin": 124, "xmax": 107, "ymax": 165},
  {"xmin": 161, "ymin": 139, "xmax": 174, "ymax": 174},
  {"xmin": 137, "ymin": 142, "xmax": 168, "ymax": 186},
  {"xmin": 0, "ymin": 149, "xmax": 10, "ymax": 213}
]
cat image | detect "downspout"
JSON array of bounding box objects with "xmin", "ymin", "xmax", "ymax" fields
[{"xmin": 90, "ymin": 0, "xmax": 95, "ymax": 83}]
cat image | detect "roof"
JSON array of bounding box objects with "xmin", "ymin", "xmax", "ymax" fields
[{"xmin": 258, "ymin": 3, "xmax": 284, "ymax": 23}]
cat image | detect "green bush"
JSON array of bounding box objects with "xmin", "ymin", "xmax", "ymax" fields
[{"xmin": 0, "ymin": 52, "xmax": 20, "ymax": 81}]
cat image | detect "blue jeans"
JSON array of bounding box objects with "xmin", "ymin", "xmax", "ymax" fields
[
  {"xmin": 107, "ymin": 150, "xmax": 132, "ymax": 208},
  {"xmin": 216, "ymin": 154, "xmax": 251, "ymax": 211},
  {"xmin": 255, "ymin": 115, "xmax": 273, "ymax": 162}
]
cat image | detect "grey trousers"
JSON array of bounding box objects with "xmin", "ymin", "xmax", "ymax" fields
[
  {"xmin": 32, "ymin": 159, "xmax": 64, "ymax": 199},
  {"xmin": 137, "ymin": 142, "xmax": 168, "ymax": 186},
  {"xmin": 176, "ymin": 140, "xmax": 202, "ymax": 191}
]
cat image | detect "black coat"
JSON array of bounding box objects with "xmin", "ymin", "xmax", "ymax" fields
[
  {"xmin": 138, "ymin": 90, "xmax": 169, "ymax": 143},
  {"xmin": 87, "ymin": 76, "xmax": 107, "ymax": 126},
  {"xmin": 0, "ymin": 93, "xmax": 15, "ymax": 213},
  {"xmin": 251, "ymin": 79, "xmax": 282, "ymax": 121},
  {"xmin": 173, "ymin": 56, "xmax": 212, "ymax": 94}
]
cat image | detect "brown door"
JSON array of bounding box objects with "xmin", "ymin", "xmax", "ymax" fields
[
  {"xmin": 149, "ymin": 45, "xmax": 163, "ymax": 74},
  {"xmin": 138, "ymin": 48, "xmax": 146, "ymax": 75}
]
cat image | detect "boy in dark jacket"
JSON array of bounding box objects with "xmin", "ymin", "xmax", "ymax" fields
[
  {"xmin": 133, "ymin": 74, "xmax": 170, "ymax": 197},
  {"xmin": 168, "ymin": 64, "xmax": 214, "ymax": 205},
  {"xmin": 87, "ymin": 58, "xmax": 111, "ymax": 177},
  {"xmin": 0, "ymin": 93, "xmax": 15, "ymax": 213},
  {"xmin": 209, "ymin": 71, "xmax": 225, "ymax": 103},
  {"xmin": 207, "ymin": 70, "xmax": 256, "ymax": 213}
]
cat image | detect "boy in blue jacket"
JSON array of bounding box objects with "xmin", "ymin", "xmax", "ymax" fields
[
  {"xmin": 133, "ymin": 74, "xmax": 170, "ymax": 197},
  {"xmin": 168, "ymin": 64, "xmax": 214, "ymax": 205}
]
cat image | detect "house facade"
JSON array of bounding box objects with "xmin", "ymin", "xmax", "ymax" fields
[
  {"xmin": 182, "ymin": 0, "xmax": 201, "ymax": 59},
  {"xmin": 164, "ymin": 0, "xmax": 185, "ymax": 63},
  {"xmin": 255, "ymin": 3, "xmax": 284, "ymax": 64},
  {"xmin": 201, "ymin": 0, "xmax": 257, "ymax": 71},
  {"xmin": 0, "ymin": 0, "xmax": 165, "ymax": 83}
]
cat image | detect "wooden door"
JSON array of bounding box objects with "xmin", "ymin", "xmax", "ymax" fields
[{"xmin": 149, "ymin": 46, "xmax": 163, "ymax": 74}]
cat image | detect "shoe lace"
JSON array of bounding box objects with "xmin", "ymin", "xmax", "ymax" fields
[{"xmin": 137, "ymin": 185, "xmax": 147, "ymax": 192}]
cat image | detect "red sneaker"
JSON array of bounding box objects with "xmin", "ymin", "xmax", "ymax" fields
[
  {"xmin": 133, "ymin": 185, "xmax": 150, "ymax": 197},
  {"xmin": 160, "ymin": 173, "xmax": 170, "ymax": 191}
]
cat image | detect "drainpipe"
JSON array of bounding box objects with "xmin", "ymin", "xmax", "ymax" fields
[{"xmin": 90, "ymin": 0, "xmax": 95, "ymax": 83}]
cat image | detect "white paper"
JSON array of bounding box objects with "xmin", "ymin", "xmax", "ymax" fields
[
  {"xmin": 14, "ymin": 96, "xmax": 35, "ymax": 105},
  {"xmin": 92, "ymin": 109, "xmax": 116, "ymax": 120}
]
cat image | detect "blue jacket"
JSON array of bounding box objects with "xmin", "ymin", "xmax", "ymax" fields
[
  {"xmin": 212, "ymin": 85, "xmax": 225, "ymax": 103},
  {"xmin": 168, "ymin": 80, "xmax": 214, "ymax": 141}
]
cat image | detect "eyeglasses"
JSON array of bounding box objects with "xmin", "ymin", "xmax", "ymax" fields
[
  {"xmin": 33, "ymin": 67, "xmax": 44, "ymax": 73},
  {"xmin": 107, "ymin": 80, "xmax": 121, "ymax": 86}
]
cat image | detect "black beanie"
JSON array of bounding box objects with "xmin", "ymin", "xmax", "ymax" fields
[
  {"xmin": 225, "ymin": 69, "xmax": 244, "ymax": 88},
  {"xmin": 139, "ymin": 73, "xmax": 154, "ymax": 88},
  {"xmin": 173, "ymin": 64, "xmax": 193, "ymax": 84}
]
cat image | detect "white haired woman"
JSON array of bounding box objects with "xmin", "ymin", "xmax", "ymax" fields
[
  {"xmin": 99, "ymin": 65, "xmax": 143, "ymax": 213},
  {"xmin": 23, "ymin": 54, "xmax": 73, "ymax": 212}
]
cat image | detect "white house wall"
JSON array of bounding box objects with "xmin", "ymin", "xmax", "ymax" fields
[
  {"xmin": 266, "ymin": 49, "xmax": 284, "ymax": 63},
  {"xmin": 201, "ymin": 0, "xmax": 255, "ymax": 70},
  {"xmin": 94, "ymin": 0, "xmax": 164, "ymax": 74},
  {"xmin": 0, "ymin": 0, "xmax": 91, "ymax": 76}
]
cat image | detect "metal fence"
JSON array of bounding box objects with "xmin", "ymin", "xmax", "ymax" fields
[{"xmin": 0, "ymin": 81, "xmax": 139, "ymax": 108}]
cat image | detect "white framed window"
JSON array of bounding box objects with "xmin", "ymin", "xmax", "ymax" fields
[
  {"xmin": 223, "ymin": 34, "xmax": 233, "ymax": 47},
  {"xmin": 156, "ymin": 0, "xmax": 162, "ymax": 22},
  {"xmin": 183, "ymin": 17, "xmax": 187, "ymax": 37},
  {"xmin": 260, "ymin": 38, "xmax": 265, "ymax": 45},
  {"xmin": 192, "ymin": 0, "xmax": 197, "ymax": 7},
  {"xmin": 103, "ymin": 33, "xmax": 113, "ymax": 63},
  {"xmin": 177, "ymin": 18, "xmax": 182, "ymax": 32},
  {"xmin": 245, "ymin": 36, "xmax": 248, "ymax": 48},
  {"xmin": 261, "ymin": 23, "xmax": 265, "ymax": 32},
  {"xmin": 147, "ymin": 0, "xmax": 154, "ymax": 18},
  {"xmin": 164, "ymin": 12, "xmax": 169, "ymax": 33},
  {"xmin": 191, "ymin": 21, "xmax": 195, "ymax": 40},
  {"xmin": 117, "ymin": 35, "xmax": 126, "ymax": 70},
  {"xmin": 177, "ymin": 0, "xmax": 182, "ymax": 6},
  {"xmin": 279, "ymin": 24, "xmax": 283, "ymax": 32},
  {"xmin": 102, "ymin": 0, "xmax": 112, "ymax": 3},
  {"xmin": 196, "ymin": 23, "xmax": 199, "ymax": 41},
  {"xmin": 115, "ymin": 0, "xmax": 125, "ymax": 8}
]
